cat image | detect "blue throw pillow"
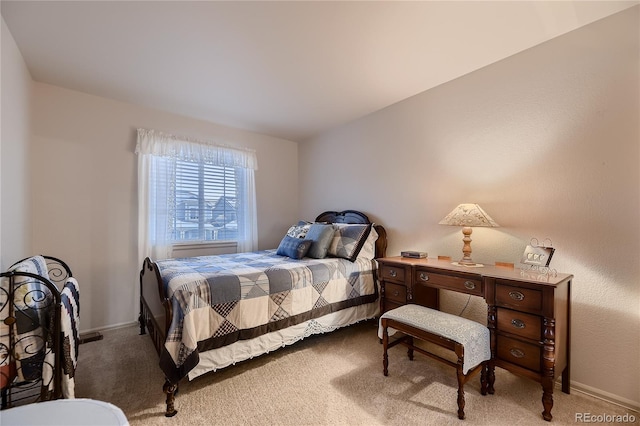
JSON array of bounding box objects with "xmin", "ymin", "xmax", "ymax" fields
[
  {"xmin": 276, "ymin": 235, "xmax": 312, "ymax": 259},
  {"xmin": 304, "ymin": 224, "xmax": 335, "ymax": 259}
]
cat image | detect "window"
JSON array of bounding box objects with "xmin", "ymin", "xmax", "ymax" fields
[
  {"xmin": 136, "ymin": 129, "xmax": 257, "ymax": 260},
  {"xmin": 173, "ymin": 161, "xmax": 239, "ymax": 242}
]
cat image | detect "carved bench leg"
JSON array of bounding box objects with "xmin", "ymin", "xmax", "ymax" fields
[
  {"xmin": 456, "ymin": 351, "xmax": 466, "ymax": 420},
  {"xmin": 163, "ymin": 380, "xmax": 178, "ymax": 417},
  {"xmin": 382, "ymin": 322, "xmax": 389, "ymax": 376},
  {"xmin": 456, "ymin": 372, "xmax": 466, "ymax": 419}
]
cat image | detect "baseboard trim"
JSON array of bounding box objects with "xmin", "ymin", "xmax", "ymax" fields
[
  {"xmin": 79, "ymin": 320, "xmax": 139, "ymax": 335},
  {"xmin": 566, "ymin": 380, "xmax": 639, "ymax": 413}
]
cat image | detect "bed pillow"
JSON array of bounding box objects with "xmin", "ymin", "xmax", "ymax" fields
[
  {"xmin": 277, "ymin": 235, "xmax": 312, "ymax": 259},
  {"xmin": 304, "ymin": 223, "xmax": 335, "ymax": 259},
  {"xmin": 328, "ymin": 223, "xmax": 372, "ymax": 262},
  {"xmin": 356, "ymin": 225, "xmax": 379, "ymax": 260},
  {"xmin": 286, "ymin": 221, "xmax": 312, "ymax": 239}
]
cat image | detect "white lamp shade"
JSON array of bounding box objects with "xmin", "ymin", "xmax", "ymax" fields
[{"xmin": 439, "ymin": 204, "xmax": 499, "ymax": 228}]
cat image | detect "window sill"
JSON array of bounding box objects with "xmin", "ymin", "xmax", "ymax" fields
[{"xmin": 171, "ymin": 241, "xmax": 237, "ymax": 257}]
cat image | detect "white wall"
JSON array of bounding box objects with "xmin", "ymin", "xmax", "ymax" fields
[
  {"xmin": 0, "ymin": 18, "xmax": 32, "ymax": 269},
  {"xmin": 300, "ymin": 7, "xmax": 639, "ymax": 409},
  {"xmin": 30, "ymin": 83, "xmax": 299, "ymax": 331}
]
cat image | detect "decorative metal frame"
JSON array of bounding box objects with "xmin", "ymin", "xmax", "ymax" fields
[{"xmin": 0, "ymin": 256, "xmax": 70, "ymax": 409}]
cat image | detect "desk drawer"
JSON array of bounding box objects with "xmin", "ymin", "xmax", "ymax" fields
[
  {"xmin": 415, "ymin": 269, "xmax": 482, "ymax": 296},
  {"xmin": 497, "ymin": 336, "xmax": 541, "ymax": 372},
  {"xmin": 384, "ymin": 282, "xmax": 406, "ymax": 304},
  {"xmin": 380, "ymin": 264, "xmax": 405, "ymax": 283},
  {"xmin": 496, "ymin": 283, "xmax": 542, "ymax": 313},
  {"xmin": 497, "ymin": 308, "xmax": 541, "ymax": 341}
]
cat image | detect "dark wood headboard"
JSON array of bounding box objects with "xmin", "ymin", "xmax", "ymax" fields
[{"xmin": 315, "ymin": 210, "xmax": 387, "ymax": 258}]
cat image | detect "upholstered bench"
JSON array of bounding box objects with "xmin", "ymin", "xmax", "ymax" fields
[{"xmin": 378, "ymin": 304, "xmax": 493, "ymax": 420}]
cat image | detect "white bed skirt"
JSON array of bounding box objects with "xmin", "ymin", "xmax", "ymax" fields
[{"xmin": 188, "ymin": 302, "xmax": 379, "ymax": 380}]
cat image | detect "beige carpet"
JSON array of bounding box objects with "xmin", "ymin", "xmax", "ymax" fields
[{"xmin": 75, "ymin": 321, "xmax": 636, "ymax": 426}]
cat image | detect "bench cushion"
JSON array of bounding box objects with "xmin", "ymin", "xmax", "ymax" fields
[{"xmin": 378, "ymin": 304, "xmax": 491, "ymax": 374}]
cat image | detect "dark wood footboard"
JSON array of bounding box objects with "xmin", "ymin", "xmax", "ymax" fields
[
  {"xmin": 139, "ymin": 257, "xmax": 178, "ymax": 416},
  {"xmin": 139, "ymin": 257, "xmax": 168, "ymax": 355}
]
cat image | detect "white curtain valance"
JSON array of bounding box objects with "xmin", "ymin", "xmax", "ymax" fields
[{"xmin": 135, "ymin": 128, "xmax": 258, "ymax": 170}]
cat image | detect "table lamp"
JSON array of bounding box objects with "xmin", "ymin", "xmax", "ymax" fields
[{"xmin": 439, "ymin": 203, "xmax": 499, "ymax": 266}]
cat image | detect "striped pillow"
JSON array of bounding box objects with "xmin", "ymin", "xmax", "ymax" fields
[{"xmin": 328, "ymin": 224, "xmax": 372, "ymax": 262}]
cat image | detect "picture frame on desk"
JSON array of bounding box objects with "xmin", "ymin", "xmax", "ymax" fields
[{"xmin": 520, "ymin": 244, "xmax": 554, "ymax": 267}]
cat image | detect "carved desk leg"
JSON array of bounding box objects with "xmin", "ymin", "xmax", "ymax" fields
[
  {"xmin": 541, "ymin": 318, "xmax": 556, "ymax": 421},
  {"xmin": 406, "ymin": 336, "xmax": 414, "ymax": 361},
  {"xmin": 486, "ymin": 305, "xmax": 496, "ymax": 394},
  {"xmin": 480, "ymin": 363, "xmax": 488, "ymax": 395}
]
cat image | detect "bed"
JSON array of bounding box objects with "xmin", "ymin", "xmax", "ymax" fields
[{"xmin": 139, "ymin": 210, "xmax": 387, "ymax": 416}]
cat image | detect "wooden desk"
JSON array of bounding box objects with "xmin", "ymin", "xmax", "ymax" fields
[{"xmin": 377, "ymin": 257, "xmax": 572, "ymax": 422}]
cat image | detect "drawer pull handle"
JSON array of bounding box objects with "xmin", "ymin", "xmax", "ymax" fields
[
  {"xmin": 393, "ymin": 290, "xmax": 399, "ymax": 297},
  {"xmin": 464, "ymin": 281, "xmax": 476, "ymax": 290},
  {"xmin": 389, "ymin": 269, "xmax": 397, "ymax": 278},
  {"xmin": 419, "ymin": 273, "xmax": 429, "ymax": 281},
  {"xmin": 509, "ymin": 291, "xmax": 525, "ymax": 301},
  {"xmin": 510, "ymin": 348, "xmax": 525, "ymax": 358},
  {"xmin": 511, "ymin": 319, "xmax": 526, "ymax": 329}
]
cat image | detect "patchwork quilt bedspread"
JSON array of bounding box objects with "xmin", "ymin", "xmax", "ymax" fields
[{"xmin": 156, "ymin": 250, "xmax": 378, "ymax": 383}]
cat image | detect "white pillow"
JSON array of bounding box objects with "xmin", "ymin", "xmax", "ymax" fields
[{"xmin": 356, "ymin": 225, "xmax": 379, "ymax": 260}]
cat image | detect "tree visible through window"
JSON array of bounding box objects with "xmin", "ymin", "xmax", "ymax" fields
[{"xmin": 174, "ymin": 160, "xmax": 239, "ymax": 242}]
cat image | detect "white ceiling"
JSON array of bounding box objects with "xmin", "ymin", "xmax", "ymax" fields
[{"xmin": 2, "ymin": 1, "xmax": 637, "ymax": 142}]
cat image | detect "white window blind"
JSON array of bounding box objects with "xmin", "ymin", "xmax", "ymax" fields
[{"xmin": 173, "ymin": 160, "xmax": 238, "ymax": 242}]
